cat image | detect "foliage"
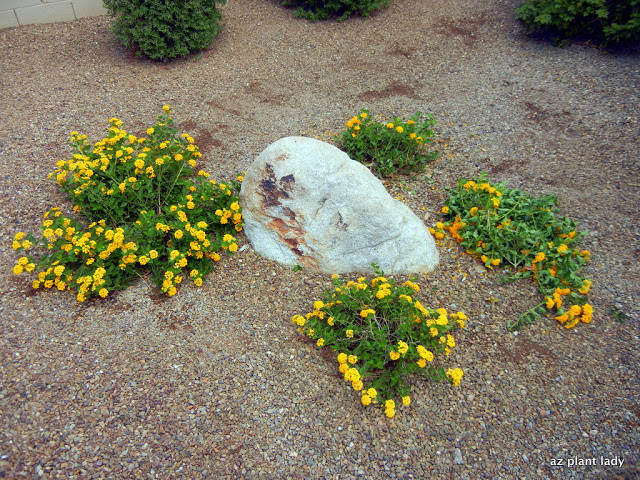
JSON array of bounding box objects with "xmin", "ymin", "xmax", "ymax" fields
[
  {"xmin": 292, "ymin": 265, "xmax": 464, "ymax": 417},
  {"xmin": 609, "ymin": 306, "xmax": 629, "ymax": 323},
  {"xmin": 515, "ymin": 0, "xmax": 640, "ymax": 47},
  {"xmin": 339, "ymin": 109, "xmax": 438, "ymax": 178},
  {"xmin": 431, "ymin": 173, "xmax": 592, "ymax": 330},
  {"xmin": 279, "ymin": 0, "xmax": 390, "ymax": 21},
  {"xmin": 11, "ymin": 107, "xmax": 244, "ymax": 302},
  {"xmin": 103, "ymin": 0, "xmax": 226, "ymax": 60}
]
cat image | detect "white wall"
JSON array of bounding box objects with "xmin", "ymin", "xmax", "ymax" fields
[{"xmin": 0, "ymin": 0, "xmax": 107, "ymax": 29}]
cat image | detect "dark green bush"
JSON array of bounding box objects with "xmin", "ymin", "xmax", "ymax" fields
[
  {"xmin": 103, "ymin": 0, "xmax": 226, "ymax": 60},
  {"xmin": 279, "ymin": 0, "xmax": 390, "ymax": 21},
  {"xmin": 515, "ymin": 0, "xmax": 640, "ymax": 47}
]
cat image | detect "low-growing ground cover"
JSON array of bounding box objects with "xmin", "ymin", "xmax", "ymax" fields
[
  {"xmin": 12, "ymin": 108, "xmax": 244, "ymax": 301},
  {"xmin": 1, "ymin": 1, "xmax": 638, "ymax": 478}
]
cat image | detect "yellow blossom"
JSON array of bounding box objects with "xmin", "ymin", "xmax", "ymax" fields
[
  {"xmin": 578, "ymin": 280, "xmax": 591, "ymax": 294},
  {"xmin": 446, "ymin": 368, "xmax": 463, "ymax": 386},
  {"xmin": 359, "ymin": 309, "xmax": 375, "ymax": 318},
  {"xmin": 568, "ymin": 305, "xmax": 582, "ymax": 317}
]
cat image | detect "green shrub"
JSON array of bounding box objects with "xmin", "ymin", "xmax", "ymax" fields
[
  {"xmin": 279, "ymin": 0, "xmax": 389, "ymax": 21},
  {"xmin": 339, "ymin": 110, "xmax": 438, "ymax": 178},
  {"xmin": 11, "ymin": 107, "xmax": 244, "ymax": 301},
  {"xmin": 103, "ymin": 0, "xmax": 226, "ymax": 60},
  {"xmin": 292, "ymin": 265, "xmax": 465, "ymax": 417},
  {"xmin": 431, "ymin": 173, "xmax": 593, "ymax": 331},
  {"xmin": 515, "ymin": 0, "xmax": 640, "ymax": 46}
]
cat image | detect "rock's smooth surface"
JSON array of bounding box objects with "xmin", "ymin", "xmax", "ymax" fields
[{"xmin": 239, "ymin": 136, "xmax": 439, "ymax": 274}]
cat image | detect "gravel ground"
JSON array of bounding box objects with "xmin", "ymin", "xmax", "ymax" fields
[{"xmin": 1, "ymin": 0, "xmax": 639, "ymax": 478}]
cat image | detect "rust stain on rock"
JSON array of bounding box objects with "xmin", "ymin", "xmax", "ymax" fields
[
  {"xmin": 257, "ymin": 160, "xmax": 317, "ymax": 267},
  {"xmin": 260, "ymin": 163, "xmax": 290, "ymax": 208},
  {"xmin": 267, "ymin": 217, "xmax": 318, "ymax": 268}
]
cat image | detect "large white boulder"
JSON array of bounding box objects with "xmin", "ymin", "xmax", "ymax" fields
[{"xmin": 239, "ymin": 136, "xmax": 439, "ymax": 274}]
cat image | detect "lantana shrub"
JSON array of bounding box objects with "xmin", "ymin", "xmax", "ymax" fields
[
  {"xmin": 103, "ymin": 0, "xmax": 226, "ymax": 60},
  {"xmin": 431, "ymin": 174, "xmax": 592, "ymax": 330},
  {"xmin": 279, "ymin": 0, "xmax": 390, "ymax": 21},
  {"xmin": 292, "ymin": 265, "xmax": 465, "ymax": 418},
  {"xmin": 515, "ymin": 0, "xmax": 640, "ymax": 47},
  {"xmin": 11, "ymin": 106, "xmax": 244, "ymax": 302},
  {"xmin": 339, "ymin": 109, "xmax": 438, "ymax": 178}
]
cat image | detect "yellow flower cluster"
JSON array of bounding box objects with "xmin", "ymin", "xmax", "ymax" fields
[
  {"xmin": 438, "ymin": 175, "xmax": 593, "ymax": 330},
  {"xmin": 384, "ymin": 399, "xmax": 396, "ymax": 418},
  {"xmin": 446, "ymin": 368, "xmax": 464, "ymax": 387},
  {"xmin": 346, "ymin": 114, "xmax": 363, "ymax": 129},
  {"xmin": 12, "ymin": 108, "xmax": 246, "ymax": 302},
  {"xmin": 543, "ymin": 283, "xmax": 593, "ymax": 328},
  {"xmin": 291, "ymin": 269, "xmax": 467, "ymax": 417},
  {"xmin": 415, "ymin": 345, "xmax": 435, "ymax": 368},
  {"xmin": 49, "ymin": 114, "xmax": 203, "ymax": 206},
  {"xmin": 339, "ymin": 354, "xmax": 363, "ymax": 391},
  {"xmin": 359, "ymin": 308, "xmax": 376, "ymax": 318},
  {"xmin": 554, "ymin": 302, "xmax": 593, "ymax": 328},
  {"xmin": 462, "ymin": 180, "xmax": 503, "ymax": 208},
  {"xmin": 345, "ymin": 111, "xmax": 424, "ymax": 145},
  {"xmin": 360, "ymin": 387, "xmax": 377, "ymax": 407},
  {"xmin": 12, "ymin": 255, "xmax": 35, "ymax": 276},
  {"xmin": 402, "ymin": 280, "xmax": 420, "ymax": 292},
  {"xmin": 75, "ymin": 266, "xmax": 108, "ymax": 302}
]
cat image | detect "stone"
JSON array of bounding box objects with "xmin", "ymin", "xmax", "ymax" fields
[
  {"xmin": 453, "ymin": 448, "xmax": 464, "ymax": 464},
  {"xmin": 239, "ymin": 136, "xmax": 439, "ymax": 274}
]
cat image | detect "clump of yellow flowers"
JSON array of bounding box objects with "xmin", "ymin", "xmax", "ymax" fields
[
  {"xmin": 292, "ymin": 264, "xmax": 465, "ymax": 417},
  {"xmin": 11, "ymin": 107, "xmax": 244, "ymax": 301},
  {"xmin": 339, "ymin": 109, "xmax": 438, "ymax": 178},
  {"xmin": 431, "ymin": 173, "xmax": 593, "ymax": 331}
]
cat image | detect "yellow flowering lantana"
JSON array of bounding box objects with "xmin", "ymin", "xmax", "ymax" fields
[{"xmin": 446, "ymin": 368, "xmax": 463, "ymax": 386}]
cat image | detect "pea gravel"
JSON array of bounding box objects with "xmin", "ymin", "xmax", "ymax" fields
[{"xmin": 1, "ymin": 0, "xmax": 639, "ymax": 478}]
